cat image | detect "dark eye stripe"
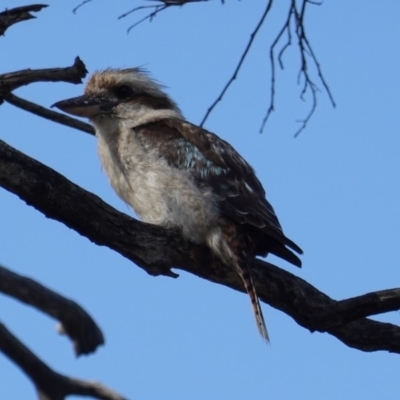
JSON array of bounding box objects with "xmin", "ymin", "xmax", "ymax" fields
[{"xmin": 114, "ymin": 85, "xmax": 133, "ymax": 99}]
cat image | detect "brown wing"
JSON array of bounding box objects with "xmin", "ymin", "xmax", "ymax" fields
[{"xmin": 135, "ymin": 118, "xmax": 302, "ymax": 266}]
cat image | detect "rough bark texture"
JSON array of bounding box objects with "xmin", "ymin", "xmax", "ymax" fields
[{"xmin": 1, "ymin": 138, "xmax": 400, "ymax": 354}]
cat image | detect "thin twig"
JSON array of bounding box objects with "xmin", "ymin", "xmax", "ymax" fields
[
  {"xmin": 278, "ymin": 25, "xmax": 292, "ymax": 69},
  {"xmin": 72, "ymin": 0, "xmax": 93, "ymax": 14},
  {"xmin": 119, "ymin": 0, "xmax": 211, "ymax": 33},
  {"xmin": 4, "ymin": 93, "xmax": 94, "ymax": 135},
  {"xmin": 259, "ymin": 3, "xmax": 294, "ymax": 133},
  {"xmin": 200, "ymin": 0, "xmax": 273, "ymax": 127},
  {"xmin": 127, "ymin": 5, "xmax": 168, "ymax": 33},
  {"xmin": 294, "ymin": 83, "xmax": 317, "ymax": 137},
  {"xmin": 302, "ymin": 33, "xmax": 335, "ymax": 107},
  {"xmin": 292, "ymin": 0, "xmax": 335, "ymax": 137},
  {"xmin": 119, "ymin": 4, "xmax": 162, "ymax": 20},
  {"xmin": 258, "ymin": 0, "xmax": 334, "ymax": 135}
]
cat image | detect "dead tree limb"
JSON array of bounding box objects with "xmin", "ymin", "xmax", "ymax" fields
[
  {"xmin": 0, "ymin": 57, "xmax": 88, "ymax": 100},
  {"xmin": 1, "ymin": 138, "xmax": 399, "ymax": 354},
  {"xmin": 0, "ymin": 4, "xmax": 47, "ymax": 36},
  {"xmin": 0, "ymin": 322, "xmax": 126, "ymax": 400},
  {"xmin": 0, "ymin": 264, "xmax": 104, "ymax": 356},
  {"xmin": 0, "ymin": 58, "xmax": 92, "ymax": 133}
]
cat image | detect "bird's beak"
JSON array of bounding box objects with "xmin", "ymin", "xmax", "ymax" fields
[{"xmin": 52, "ymin": 95, "xmax": 115, "ymax": 118}]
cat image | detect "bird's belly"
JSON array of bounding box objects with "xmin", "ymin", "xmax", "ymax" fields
[
  {"xmin": 133, "ymin": 167, "xmax": 218, "ymax": 242},
  {"xmin": 106, "ymin": 155, "xmax": 218, "ymax": 243}
]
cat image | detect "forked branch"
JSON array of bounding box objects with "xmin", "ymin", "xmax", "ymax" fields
[
  {"xmin": 199, "ymin": 0, "xmax": 335, "ymax": 135},
  {"xmin": 118, "ymin": 0, "xmax": 213, "ymax": 33}
]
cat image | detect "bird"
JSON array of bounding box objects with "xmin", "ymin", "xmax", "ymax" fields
[{"xmin": 52, "ymin": 68, "xmax": 302, "ymax": 342}]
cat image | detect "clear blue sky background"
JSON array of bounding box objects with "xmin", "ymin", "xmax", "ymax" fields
[{"xmin": 1, "ymin": 1, "xmax": 400, "ymax": 399}]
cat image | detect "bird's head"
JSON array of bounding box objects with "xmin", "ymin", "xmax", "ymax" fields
[{"xmin": 52, "ymin": 68, "xmax": 182, "ymax": 125}]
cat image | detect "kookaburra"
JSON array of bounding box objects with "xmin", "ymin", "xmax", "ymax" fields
[{"xmin": 53, "ymin": 68, "xmax": 302, "ymax": 341}]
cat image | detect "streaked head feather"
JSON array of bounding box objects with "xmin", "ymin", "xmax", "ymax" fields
[{"xmin": 86, "ymin": 68, "xmax": 172, "ymax": 101}]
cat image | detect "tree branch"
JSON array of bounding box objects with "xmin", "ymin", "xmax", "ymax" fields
[
  {"xmin": 200, "ymin": 0, "xmax": 273, "ymax": 127},
  {"xmin": 4, "ymin": 93, "xmax": 94, "ymax": 135},
  {"xmin": 186, "ymin": 0, "xmax": 335, "ymax": 135},
  {"xmin": 117, "ymin": 0, "xmax": 212, "ymax": 33},
  {"xmin": 73, "ymin": 0, "xmax": 93, "ymax": 14},
  {"xmin": 259, "ymin": 0, "xmax": 335, "ymax": 135},
  {"xmin": 73, "ymin": 1, "xmax": 333, "ymax": 135},
  {"xmin": 0, "ymin": 57, "xmax": 88, "ymax": 99},
  {"xmin": 1, "ymin": 138, "xmax": 399, "ymax": 353},
  {"xmin": 121, "ymin": 4, "xmax": 169, "ymax": 33},
  {"xmin": 0, "ymin": 4, "xmax": 47, "ymax": 36},
  {"xmin": 0, "ymin": 322, "xmax": 126, "ymax": 400},
  {"xmin": 0, "ymin": 264, "xmax": 104, "ymax": 356}
]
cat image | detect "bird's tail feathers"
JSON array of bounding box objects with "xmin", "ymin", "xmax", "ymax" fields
[
  {"xmin": 269, "ymin": 242, "xmax": 302, "ymax": 268},
  {"xmin": 237, "ymin": 263, "xmax": 269, "ymax": 342}
]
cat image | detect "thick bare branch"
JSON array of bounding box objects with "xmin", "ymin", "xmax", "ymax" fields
[
  {"xmin": 0, "ymin": 4, "xmax": 47, "ymax": 36},
  {"xmin": 0, "ymin": 264, "xmax": 104, "ymax": 356},
  {"xmin": 320, "ymin": 289, "xmax": 400, "ymax": 327},
  {"xmin": 0, "ymin": 57, "xmax": 88, "ymax": 98},
  {"xmin": 1, "ymin": 138, "xmax": 399, "ymax": 354},
  {"xmin": 0, "ymin": 322, "xmax": 126, "ymax": 400}
]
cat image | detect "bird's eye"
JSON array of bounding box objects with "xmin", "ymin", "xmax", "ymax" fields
[{"xmin": 114, "ymin": 85, "xmax": 134, "ymax": 99}]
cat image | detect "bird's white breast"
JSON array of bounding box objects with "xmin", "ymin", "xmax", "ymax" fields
[{"xmin": 94, "ymin": 118, "xmax": 219, "ymax": 243}]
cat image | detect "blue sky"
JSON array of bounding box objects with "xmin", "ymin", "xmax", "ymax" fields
[{"xmin": 1, "ymin": 1, "xmax": 400, "ymax": 398}]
